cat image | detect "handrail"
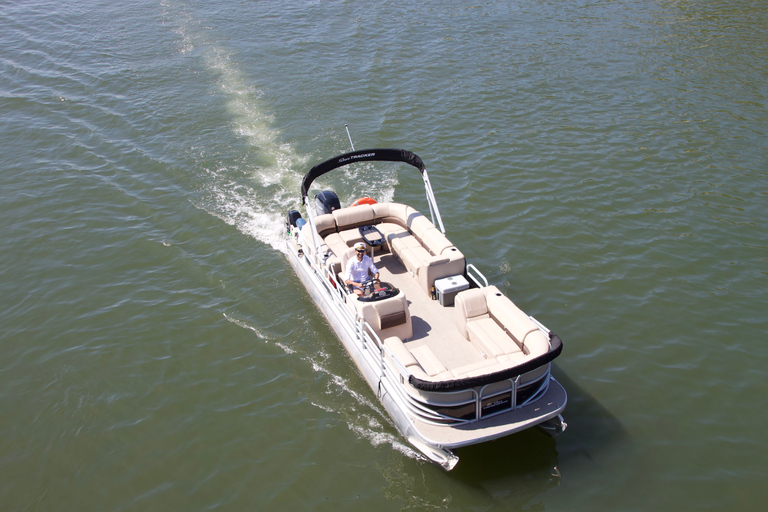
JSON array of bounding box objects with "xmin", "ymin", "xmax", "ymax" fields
[
  {"xmin": 529, "ymin": 315, "xmax": 549, "ymax": 334},
  {"xmin": 518, "ymin": 372, "xmax": 550, "ymax": 407},
  {"xmin": 385, "ymin": 370, "xmax": 479, "ymax": 425},
  {"xmin": 363, "ymin": 322, "xmax": 382, "ymax": 349},
  {"xmin": 380, "ymin": 345, "xmax": 410, "ymax": 378},
  {"xmin": 421, "ymin": 169, "xmax": 446, "ymax": 234},
  {"xmin": 466, "ymin": 264, "xmax": 489, "ymax": 288}
]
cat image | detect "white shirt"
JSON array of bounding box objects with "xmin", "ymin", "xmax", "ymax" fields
[{"xmin": 345, "ymin": 254, "xmax": 378, "ymax": 283}]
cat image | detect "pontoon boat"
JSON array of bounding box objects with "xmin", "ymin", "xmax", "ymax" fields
[{"xmin": 284, "ymin": 148, "xmax": 566, "ymax": 470}]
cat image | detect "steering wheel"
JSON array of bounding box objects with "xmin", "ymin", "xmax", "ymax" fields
[{"xmin": 360, "ymin": 278, "xmax": 380, "ymax": 295}]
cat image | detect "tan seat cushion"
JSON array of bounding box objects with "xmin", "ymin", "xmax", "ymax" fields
[
  {"xmin": 466, "ymin": 318, "xmax": 522, "ymax": 359},
  {"xmin": 332, "ymin": 204, "xmax": 375, "ymax": 230},
  {"xmin": 347, "ymin": 291, "xmax": 413, "ymax": 341},
  {"xmin": 484, "ymin": 286, "xmax": 549, "ymax": 356},
  {"xmin": 455, "ymin": 288, "xmax": 489, "ymax": 339},
  {"xmin": 314, "ymin": 214, "xmax": 337, "ymax": 237},
  {"xmin": 338, "ymin": 228, "xmax": 364, "ymax": 247},
  {"xmin": 454, "ymin": 360, "xmax": 511, "ymax": 379},
  {"xmin": 406, "ymin": 214, "xmax": 435, "ymax": 242},
  {"xmin": 410, "ymin": 344, "xmax": 447, "ymax": 377},
  {"xmin": 420, "ymin": 227, "xmax": 454, "ymax": 256},
  {"xmin": 398, "ymin": 246, "xmax": 433, "ymax": 275},
  {"xmin": 324, "ymin": 233, "xmax": 350, "ymax": 274},
  {"xmin": 383, "ymin": 336, "xmax": 419, "ymax": 369},
  {"xmin": 372, "ymin": 202, "xmax": 411, "ymax": 226},
  {"xmin": 390, "ymin": 233, "xmax": 422, "ymax": 255}
]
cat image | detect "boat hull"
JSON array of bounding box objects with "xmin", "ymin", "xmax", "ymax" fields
[{"xmin": 285, "ymin": 239, "xmax": 566, "ymax": 469}]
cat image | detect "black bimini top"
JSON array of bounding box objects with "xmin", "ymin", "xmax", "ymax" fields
[{"xmin": 300, "ymin": 148, "xmax": 425, "ymax": 200}]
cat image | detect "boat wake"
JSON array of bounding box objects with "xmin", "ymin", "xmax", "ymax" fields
[
  {"xmin": 163, "ymin": 0, "xmax": 414, "ymax": 462},
  {"xmin": 221, "ymin": 313, "xmax": 423, "ymax": 461},
  {"xmin": 308, "ymin": 356, "xmax": 424, "ymax": 463},
  {"xmin": 161, "ymin": 0, "xmax": 307, "ymax": 253},
  {"xmin": 223, "ymin": 313, "xmax": 295, "ymax": 355},
  {"xmin": 163, "ymin": 0, "xmax": 402, "ymax": 253}
]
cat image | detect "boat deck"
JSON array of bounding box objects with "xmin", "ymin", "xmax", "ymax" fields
[{"xmin": 371, "ymin": 249, "xmax": 486, "ymax": 371}]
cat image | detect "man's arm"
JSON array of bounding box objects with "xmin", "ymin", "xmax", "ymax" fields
[{"xmin": 368, "ymin": 259, "xmax": 380, "ymax": 281}]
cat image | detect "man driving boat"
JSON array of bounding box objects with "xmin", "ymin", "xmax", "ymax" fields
[{"xmin": 345, "ymin": 242, "xmax": 379, "ymax": 296}]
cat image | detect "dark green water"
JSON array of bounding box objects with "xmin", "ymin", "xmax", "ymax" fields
[{"xmin": 1, "ymin": 0, "xmax": 766, "ymax": 510}]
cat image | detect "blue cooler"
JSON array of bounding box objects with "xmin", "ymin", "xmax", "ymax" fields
[{"xmin": 434, "ymin": 275, "xmax": 470, "ymax": 306}]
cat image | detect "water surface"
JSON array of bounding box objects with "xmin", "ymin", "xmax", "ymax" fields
[{"xmin": 1, "ymin": 0, "xmax": 766, "ymax": 510}]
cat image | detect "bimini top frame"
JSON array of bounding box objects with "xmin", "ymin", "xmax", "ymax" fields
[{"xmin": 299, "ymin": 148, "xmax": 446, "ymax": 234}]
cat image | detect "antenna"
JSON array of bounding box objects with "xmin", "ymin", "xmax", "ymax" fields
[{"xmin": 344, "ymin": 124, "xmax": 356, "ymax": 151}]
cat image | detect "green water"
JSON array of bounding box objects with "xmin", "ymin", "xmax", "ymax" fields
[{"xmin": 1, "ymin": 0, "xmax": 766, "ymax": 510}]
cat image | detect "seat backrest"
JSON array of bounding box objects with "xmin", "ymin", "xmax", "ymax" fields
[
  {"xmin": 455, "ymin": 288, "xmax": 489, "ymax": 339},
  {"xmin": 420, "ymin": 227, "xmax": 453, "ymax": 256},
  {"xmin": 332, "ymin": 204, "xmax": 375, "ymax": 231},
  {"xmin": 353, "ymin": 291, "xmax": 413, "ymax": 341},
  {"xmin": 372, "ymin": 202, "xmax": 410, "ymax": 226},
  {"xmin": 383, "ymin": 336, "xmax": 420, "ymax": 369},
  {"xmin": 407, "ymin": 214, "xmax": 435, "ymax": 242},
  {"xmin": 339, "ymin": 246, "xmax": 357, "ymax": 275},
  {"xmin": 314, "ymin": 214, "xmax": 337, "ymax": 238}
]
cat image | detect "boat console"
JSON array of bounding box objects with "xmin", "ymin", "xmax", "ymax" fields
[{"xmin": 357, "ymin": 280, "xmax": 399, "ymax": 302}]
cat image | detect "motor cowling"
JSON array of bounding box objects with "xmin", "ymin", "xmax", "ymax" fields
[
  {"xmin": 315, "ymin": 190, "xmax": 340, "ymax": 216},
  {"xmin": 286, "ymin": 209, "xmax": 303, "ymax": 228}
]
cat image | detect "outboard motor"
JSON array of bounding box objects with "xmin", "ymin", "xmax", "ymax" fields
[
  {"xmin": 315, "ymin": 190, "xmax": 340, "ymax": 216},
  {"xmin": 286, "ymin": 209, "xmax": 302, "ymax": 228}
]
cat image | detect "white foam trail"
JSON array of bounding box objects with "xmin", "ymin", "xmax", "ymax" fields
[
  {"xmin": 348, "ymin": 424, "xmax": 425, "ymax": 461},
  {"xmin": 223, "ymin": 313, "xmax": 295, "ymax": 354},
  {"xmin": 162, "ymin": 0, "xmax": 306, "ymax": 252},
  {"xmin": 223, "ymin": 313, "xmax": 266, "ymax": 339},
  {"xmin": 199, "ymin": 176, "xmax": 293, "ymax": 253},
  {"xmin": 162, "ymin": 0, "xmax": 400, "ymax": 253},
  {"xmin": 163, "ymin": 0, "xmax": 412, "ymax": 461},
  {"xmin": 307, "ymin": 355, "xmax": 422, "ymax": 462}
]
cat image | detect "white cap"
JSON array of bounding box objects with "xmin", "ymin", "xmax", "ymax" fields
[{"xmin": 354, "ymin": 242, "xmax": 366, "ymax": 251}]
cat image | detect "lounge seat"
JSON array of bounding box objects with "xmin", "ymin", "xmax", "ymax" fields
[
  {"xmin": 466, "ymin": 318, "xmax": 521, "ymax": 359},
  {"xmin": 455, "ymin": 286, "xmax": 549, "ymax": 360}
]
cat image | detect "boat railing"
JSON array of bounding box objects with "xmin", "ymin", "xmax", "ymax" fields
[
  {"xmin": 391, "ymin": 381, "xmax": 480, "ymax": 425},
  {"xmin": 333, "ymin": 286, "xmax": 552, "ymax": 425},
  {"xmin": 386, "ymin": 357, "xmax": 553, "ymax": 426},
  {"xmin": 296, "ymin": 226, "xmax": 555, "ymax": 426},
  {"xmin": 380, "ymin": 344, "xmax": 411, "ymax": 378},
  {"xmin": 421, "ymin": 168, "xmax": 446, "ymax": 234},
  {"xmin": 518, "ymin": 370, "xmax": 551, "ymax": 406},
  {"xmin": 466, "ymin": 263, "xmax": 489, "ymax": 288},
  {"xmin": 529, "ymin": 315, "xmax": 550, "ymax": 335},
  {"xmin": 333, "ymin": 273, "xmax": 349, "ymax": 301},
  {"xmin": 361, "ymin": 320, "xmax": 382, "ymax": 349}
]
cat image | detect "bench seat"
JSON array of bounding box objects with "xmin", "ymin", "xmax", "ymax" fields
[
  {"xmin": 306, "ymin": 203, "xmax": 466, "ymax": 298},
  {"xmin": 466, "ymin": 318, "xmax": 522, "ymax": 359},
  {"xmin": 455, "ymin": 286, "xmax": 550, "ymax": 360}
]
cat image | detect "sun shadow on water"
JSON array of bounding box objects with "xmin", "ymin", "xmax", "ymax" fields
[
  {"xmin": 411, "ymin": 366, "xmax": 631, "ymax": 508},
  {"xmin": 548, "ymin": 365, "xmax": 629, "ymax": 470},
  {"xmin": 451, "ymin": 429, "xmax": 561, "ymax": 505}
]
